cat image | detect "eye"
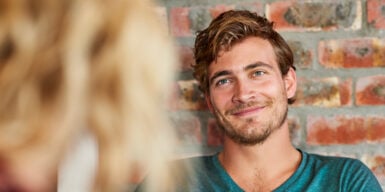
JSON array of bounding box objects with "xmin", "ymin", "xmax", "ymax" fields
[
  {"xmin": 215, "ymin": 78, "xmax": 231, "ymax": 87},
  {"xmin": 252, "ymin": 70, "xmax": 265, "ymax": 77}
]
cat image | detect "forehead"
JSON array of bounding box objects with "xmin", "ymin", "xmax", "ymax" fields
[{"xmin": 209, "ymin": 37, "xmax": 278, "ymax": 75}]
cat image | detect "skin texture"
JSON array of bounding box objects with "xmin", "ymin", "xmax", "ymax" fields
[
  {"xmin": 206, "ymin": 37, "xmax": 300, "ymax": 191},
  {"xmin": 206, "ymin": 37, "xmax": 295, "ymax": 145}
]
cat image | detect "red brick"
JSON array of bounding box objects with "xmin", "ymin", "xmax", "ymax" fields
[
  {"xmin": 170, "ymin": 7, "xmax": 191, "ymax": 37},
  {"xmin": 235, "ymin": 2, "xmax": 264, "ymax": 15},
  {"xmin": 356, "ymin": 75, "xmax": 385, "ymax": 106},
  {"xmin": 288, "ymin": 41, "xmax": 313, "ymax": 69},
  {"xmin": 174, "ymin": 80, "xmax": 207, "ymax": 110},
  {"xmin": 266, "ymin": 1, "xmax": 295, "ymax": 30},
  {"xmin": 189, "ymin": 7, "xmax": 212, "ymax": 35},
  {"xmin": 295, "ymin": 77, "xmax": 342, "ymax": 107},
  {"xmin": 339, "ymin": 78, "xmax": 353, "ymax": 106},
  {"xmin": 367, "ymin": 0, "xmax": 385, "ymax": 29},
  {"xmin": 209, "ymin": 4, "xmax": 235, "ymax": 19},
  {"xmin": 364, "ymin": 155, "xmax": 385, "ymax": 185},
  {"xmin": 182, "ymin": 3, "xmax": 264, "ymax": 35},
  {"xmin": 177, "ymin": 46, "xmax": 194, "ymax": 72},
  {"xmin": 367, "ymin": 116, "xmax": 385, "ymax": 142},
  {"xmin": 288, "ymin": 116, "xmax": 301, "ymax": 146},
  {"xmin": 170, "ymin": 114, "xmax": 202, "ymax": 145},
  {"xmin": 267, "ymin": 1, "xmax": 361, "ymax": 31},
  {"xmin": 319, "ymin": 38, "xmax": 385, "ymax": 68},
  {"xmin": 307, "ymin": 115, "xmax": 366, "ymax": 145},
  {"xmin": 307, "ymin": 115, "xmax": 385, "ymax": 145},
  {"xmin": 206, "ymin": 118, "xmax": 224, "ymax": 146}
]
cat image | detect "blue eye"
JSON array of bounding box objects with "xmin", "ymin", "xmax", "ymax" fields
[
  {"xmin": 253, "ymin": 71, "xmax": 265, "ymax": 76},
  {"xmin": 216, "ymin": 78, "xmax": 230, "ymax": 86}
]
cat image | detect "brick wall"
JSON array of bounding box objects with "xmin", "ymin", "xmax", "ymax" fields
[{"xmin": 157, "ymin": 0, "xmax": 385, "ymax": 187}]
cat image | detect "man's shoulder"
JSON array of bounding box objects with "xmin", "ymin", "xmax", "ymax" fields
[
  {"xmin": 304, "ymin": 151, "xmax": 365, "ymax": 168},
  {"xmin": 302, "ymin": 151, "xmax": 375, "ymax": 180},
  {"xmin": 276, "ymin": 150, "xmax": 382, "ymax": 191}
]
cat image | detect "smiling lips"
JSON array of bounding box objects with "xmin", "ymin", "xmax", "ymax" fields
[{"xmin": 230, "ymin": 106, "xmax": 265, "ymax": 117}]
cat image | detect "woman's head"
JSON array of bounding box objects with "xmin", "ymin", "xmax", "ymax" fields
[{"xmin": 0, "ymin": 0, "xmax": 178, "ymax": 191}]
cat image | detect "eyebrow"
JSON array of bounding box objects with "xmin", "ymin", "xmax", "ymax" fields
[
  {"xmin": 209, "ymin": 70, "xmax": 231, "ymax": 85},
  {"xmin": 209, "ymin": 62, "xmax": 273, "ymax": 85},
  {"xmin": 245, "ymin": 62, "xmax": 273, "ymax": 71}
]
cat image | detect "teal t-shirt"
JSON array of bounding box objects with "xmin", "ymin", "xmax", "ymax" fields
[{"xmin": 181, "ymin": 150, "xmax": 382, "ymax": 192}]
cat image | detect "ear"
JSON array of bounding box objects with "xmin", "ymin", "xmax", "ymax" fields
[
  {"xmin": 284, "ymin": 67, "xmax": 297, "ymax": 99},
  {"xmin": 205, "ymin": 94, "xmax": 214, "ymax": 113}
]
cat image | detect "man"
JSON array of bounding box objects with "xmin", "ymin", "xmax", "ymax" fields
[{"xmin": 185, "ymin": 10, "xmax": 382, "ymax": 191}]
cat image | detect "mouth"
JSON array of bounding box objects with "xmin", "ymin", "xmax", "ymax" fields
[{"xmin": 230, "ymin": 106, "xmax": 265, "ymax": 117}]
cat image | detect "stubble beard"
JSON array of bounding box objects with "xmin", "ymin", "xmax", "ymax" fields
[{"xmin": 213, "ymin": 100, "xmax": 288, "ymax": 146}]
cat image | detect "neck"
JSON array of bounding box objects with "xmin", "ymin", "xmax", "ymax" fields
[{"xmin": 218, "ymin": 122, "xmax": 301, "ymax": 191}]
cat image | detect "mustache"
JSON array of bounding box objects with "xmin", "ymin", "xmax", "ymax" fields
[{"xmin": 225, "ymin": 100, "xmax": 271, "ymax": 115}]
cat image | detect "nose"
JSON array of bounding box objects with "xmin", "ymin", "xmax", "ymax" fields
[{"xmin": 231, "ymin": 79, "xmax": 255, "ymax": 103}]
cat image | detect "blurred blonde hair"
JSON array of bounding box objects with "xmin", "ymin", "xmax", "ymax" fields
[{"xmin": 0, "ymin": 0, "xmax": 178, "ymax": 191}]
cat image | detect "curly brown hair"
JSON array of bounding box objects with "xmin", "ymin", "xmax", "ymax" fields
[{"xmin": 193, "ymin": 10, "xmax": 295, "ymax": 104}]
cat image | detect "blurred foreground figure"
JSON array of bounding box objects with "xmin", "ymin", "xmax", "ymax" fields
[{"xmin": 0, "ymin": 0, "xmax": 179, "ymax": 191}]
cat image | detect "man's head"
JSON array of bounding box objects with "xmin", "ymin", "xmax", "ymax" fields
[
  {"xmin": 193, "ymin": 10, "xmax": 295, "ymax": 104},
  {"xmin": 193, "ymin": 10, "xmax": 297, "ymax": 145}
]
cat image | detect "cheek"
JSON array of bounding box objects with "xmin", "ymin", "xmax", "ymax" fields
[
  {"xmin": 261, "ymin": 80, "xmax": 287, "ymax": 99},
  {"xmin": 209, "ymin": 92, "xmax": 231, "ymax": 110}
]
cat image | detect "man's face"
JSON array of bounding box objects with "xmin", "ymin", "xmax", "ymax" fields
[{"xmin": 206, "ymin": 37, "xmax": 296, "ymax": 145}]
